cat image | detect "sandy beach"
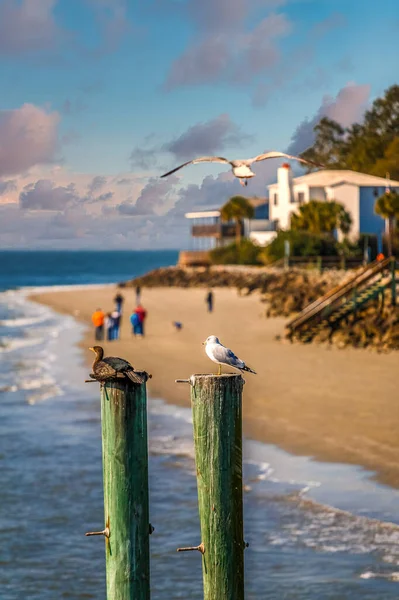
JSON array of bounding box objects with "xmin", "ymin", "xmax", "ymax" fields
[{"xmin": 31, "ymin": 285, "xmax": 399, "ymax": 489}]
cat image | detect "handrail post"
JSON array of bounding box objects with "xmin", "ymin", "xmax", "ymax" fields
[
  {"xmin": 87, "ymin": 375, "xmax": 151, "ymax": 600},
  {"xmin": 180, "ymin": 374, "xmax": 245, "ymax": 600},
  {"xmin": 391, "ymin": 258, "xmax": 397, "ymax": 307}
]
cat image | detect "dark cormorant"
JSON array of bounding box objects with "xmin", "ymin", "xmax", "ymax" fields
[{"xmin": 89, "ymin": 346, "xmax": 146, "ymax": 384}]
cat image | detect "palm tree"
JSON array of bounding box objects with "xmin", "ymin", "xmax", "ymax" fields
[
  {"xmin": 220, "ymin": 196, "xmax": 254, "ymax": 244},
  {"xmin": 375, "ymin": 189, "xmax": 399, "ymax": 256},
  {"xmin": 290, "ymin": 200, "xmax": 352, "ymax": 236}
]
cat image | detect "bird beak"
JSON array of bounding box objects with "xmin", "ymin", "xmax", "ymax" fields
[
  {"xmin": 89, "ymin": 347, "xmax": 94, "ymax": 352},
  {"xmin": 202, "ymin": 341, "xmax": 205, "ymax": 345}
]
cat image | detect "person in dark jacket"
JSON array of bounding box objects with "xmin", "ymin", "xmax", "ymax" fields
[
  {"xmin": 114, "ymin": 292, "xmax": 124, "ymax": 313},
  {"xmin": 205, "ymin": 290, "xmax": 214, "ymax": 313}
]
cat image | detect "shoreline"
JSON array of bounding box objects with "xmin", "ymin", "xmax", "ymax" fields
[{"xmin": 29, "ymin": 283, "xmax": 399, "ymax": 490}]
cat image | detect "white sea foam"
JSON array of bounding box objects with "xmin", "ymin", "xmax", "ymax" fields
[
  {"xmin": 0, "ymin": 336, "xmax": 44, "ymax": 352},
  {"xmin": 360, "ymin": 571, "xmax": 399, "ymax": 582},
  {"xmin": 27, "ymin": 385, "xmax": 64, "ymax": 405},
  {"xmin": 0, "ymin": 315, "xmax": 49, "ymax": 327}
]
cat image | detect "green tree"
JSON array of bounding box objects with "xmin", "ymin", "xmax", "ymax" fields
[
  {"xmin": 290, "ymin": 200, "xmax": 352, "ymax": 236},
  {"xmin": 375, "ymin": 190, "xmax": 399, "ymax": 256},
  {"xmin": 300, "ymin": 84, "xmax": 399, "ymax": 174},
  {"xmin": 370, "ymin": 137, "xmax": 399, "ymax": 181},
  {"xmin": 220, "ymin": 196, "xmax": 254, "ymax": 244}
]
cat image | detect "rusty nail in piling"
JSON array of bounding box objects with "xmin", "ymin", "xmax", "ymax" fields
[
  {"xmin": 177, "ymin": 542, "xmax": 205, "ymax": 554},
  {"xmin": 85, "ymin": 526, "xmax": 110, "ymax": 538}
]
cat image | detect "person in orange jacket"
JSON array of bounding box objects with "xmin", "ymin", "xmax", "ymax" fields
[{"xmin": 91, "ymin": 308, "xmax": 105, "ymax": 341}]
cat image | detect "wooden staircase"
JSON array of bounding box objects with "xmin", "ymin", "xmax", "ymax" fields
[{"xmin": 287, "ymin": 258, "xmax": 397, "ymax": 343}]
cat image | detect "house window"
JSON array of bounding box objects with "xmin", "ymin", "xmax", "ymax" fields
[
  {"xmin": 273, "ymin": 193, "xmax": 278, "ymax": 206},
  {"xmin": 297, "ymin": 192, "xmax": 305, "ymax": 204}
]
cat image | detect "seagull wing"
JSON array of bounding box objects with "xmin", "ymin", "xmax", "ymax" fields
[
  {"xmin": 249, "ymin": 151, "xmax": 324, "ymax": 168},
  {"xmin": 212, "ymin": 345, "xmax": 245, "ymax": 369},
  {"xmin": 161, "ymin": 156, "xmax": 230, "ymax": 178}
]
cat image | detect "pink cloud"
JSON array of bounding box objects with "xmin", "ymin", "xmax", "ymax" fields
[
  {"xmin": 0, "ymin": 0, "xmax": 61, "ymax": 56},
  {"xmin": 287, "ymin": 83, "xmax": 371, "ymax": 155},
  {"xmin": 164, "ymin": 5, "xmax": 291, "ymax": 89},
  {"xmin": 0, "ymin": 104, "xmax": 60, "ymax": 177}
]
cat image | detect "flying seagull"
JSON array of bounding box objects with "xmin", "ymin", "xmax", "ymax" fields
[
  {"xmin": 203, "ymin": 335, "xmax": 256, "ymax": 376},
  {"xmin": 161, "ymin": 151, "xmax": 323, "ymax": 187}
]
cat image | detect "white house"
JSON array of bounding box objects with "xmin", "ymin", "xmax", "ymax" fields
[{"xmin": 268, "ymin": 164, "xmax": 399, "ymax": 241}]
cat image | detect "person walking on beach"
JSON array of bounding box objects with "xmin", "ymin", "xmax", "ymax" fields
[
  {"xmin": 205, "ymin": 290, "xmax": 214, "ymax": 313},
  {"xmin": 104, "ymin": 312, "xmax": 113, "ymax": 341},
  {"xmin": 91, "ymin": 308, "xmax": 105, "ymax": 341},
  {"xmin": 130, "ymin": 309, "xmax": 141, "ymax": 337},
  {"xmin": 135, "ymin": 304, "xmax": 147, "ymax": 337},
  {"xmin": 114, "ymin": 292, "xmax": 124, "ymax": 314},
  {"xmin": 110, "ymin": 309, "xmax": 121, "ymax": 340},
  {"xmin": 136, "ymin": 285, "xmax": 141, "ymax": 305}
]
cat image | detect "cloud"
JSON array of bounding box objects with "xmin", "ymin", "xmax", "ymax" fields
[
  {"xmin": 164, "ymin": 12, "xmax": 291, "ymax": 89},
  {"xmin": 19, "ymin": 179, "xmax": 81, "ymax": 211},
  {"xmin": 287, "ymin": 83, "xmax": 371, "ymax": 155},
  {"xmin": 164, "ymin": 114, "xmax": 252, "ymax": 160},
  {"xmin": 130, "ymin": 114, "xmax": 253, "ymax": 172},
  {"xmin": 118, "ymin": 176, "xmax": 178, "ymax": 216},
  {"xmin": 0, "ymin": 180, "xmax": 17, "ymax": 196},
  {"xmin": 130, "ymin": 147, "xmax": 159, "ymax": 170},
  {"xmin": 0, "ymin": 104, "xmax": 60, "ymax": 177},
  {"xmin": 0, "ymin": 0, "xmax": 62, "ymax": 57},
  {"xmin": 85, "ymin": 0, "xmax": 130, "ymax": 53},
  {"xmin": 251, "ymin": 13, "xmax": 347, "ymax": 107},
  {"xmin": 87, "ymin": 175, "xmax": 107, "ymax": 195}
]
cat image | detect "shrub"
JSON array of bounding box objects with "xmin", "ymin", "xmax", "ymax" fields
[
  {"xmin": 209, "ymin": 239, "xmax": 262, "ymax": 265},
  {"xmin": 260, "ymin": 230, "xmax": 341, "ymax": 264}
]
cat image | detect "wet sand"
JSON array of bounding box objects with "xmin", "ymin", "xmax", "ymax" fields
[{"xmin": 30, "ymin": 285, "xmax": 399, "ymax": 489}]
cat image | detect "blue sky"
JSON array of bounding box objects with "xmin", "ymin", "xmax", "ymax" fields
[{"xmin": 0, "ymin": 0, "xmax": 398, "ymax": 248}]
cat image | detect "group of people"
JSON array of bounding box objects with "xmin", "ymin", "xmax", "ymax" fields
[
  {"xmin": 91, "ymin": 287, "xmax": 148, "ymax": 341},
  {"xmin": 91, "ymin": 293, "xmax": 125, "ymax": 341}
]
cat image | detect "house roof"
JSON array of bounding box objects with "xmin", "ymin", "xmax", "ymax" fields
[
  {"xmin": 185, "ymin": 197, "xmax": 268, "ymax": 219},
  {"xmin": 185, "ymin": 209, "xmax": 220, "ymax": 219},
  {"xmin": 268, "ymin": 169, "xmax": 399, "ymax": 188}
]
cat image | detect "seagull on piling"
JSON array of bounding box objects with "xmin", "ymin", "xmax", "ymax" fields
[
  {"xmin": 161, "ymin": 152, "xmax": 323, "ymax": 187},
  {"xmin": 203, "ymin": 335, "xmax": 256, "ymax": 376}
]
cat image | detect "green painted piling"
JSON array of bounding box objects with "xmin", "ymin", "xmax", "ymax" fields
[
  {"xmin": 190, "ymin": 374, "xmax": 245, "ymax": 600},
  {"xmin": 100, "ymin": 376, "xmax": 150, "ymax": 600}
]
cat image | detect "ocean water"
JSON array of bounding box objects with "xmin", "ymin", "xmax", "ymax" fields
[{"xmin": 1, "ymin": 250, "xmax": 399, "ymax": 599}]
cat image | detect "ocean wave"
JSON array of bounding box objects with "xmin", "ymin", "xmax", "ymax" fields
[
  {"xmin": 261, "ymin": 491, "xmax": 399, "ymax": 568},
  {"xmin": 360, "ymin": 571, "xmax": 399, "ymax": 582},
  {"xmin": 27, "ymin": 385, "xmax": 64, "ymax": 405},
  {"xmin": 150, "ymin": 434, "xmax": 195, "ymax": 460},
  {"xmin": 0, "ymin": 336, "xmax": 44, "ymax": 352},
  {"xmin": 0, "ymin": 315, "xmax": 48, "ymax": 327}
]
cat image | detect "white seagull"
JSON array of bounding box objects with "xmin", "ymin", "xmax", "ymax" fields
[
  {"xmin": 161, "ymin": 151, "xmax": 323, "ymax": 187},
  {"xmin": 203, "ymin": 335, "xmax": 257, "ymax": 376}
]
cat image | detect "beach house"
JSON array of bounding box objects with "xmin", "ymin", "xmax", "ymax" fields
[
  {"xmin": 179, "ymin": 198, "xmax": 277, "ymax": 265},
  {"xmin": 268, "ymin": 164, "xmax": 399, "ymax": 241}
]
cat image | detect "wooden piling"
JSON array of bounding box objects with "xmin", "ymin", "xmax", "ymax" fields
[
  {"xmin": 97, "ymin": 376, "xmax": 150, "ymax": 600},
  {"xmin": 189, "ymin": 374, "xmax": 245, "ymax": 600}
]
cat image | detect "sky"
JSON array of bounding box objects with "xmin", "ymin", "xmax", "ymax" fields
[{"xmin": 0, "ymin": 0, "xmax": 398, "ymax": 249}]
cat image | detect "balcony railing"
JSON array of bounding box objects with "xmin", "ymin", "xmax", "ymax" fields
[
  {"xmin": 248, "ymin": 219, "xmax": 278, "ymax": 232},
  {"xmin": 191, "ymin": 223, "xmax": 241, "ymax": 238}
]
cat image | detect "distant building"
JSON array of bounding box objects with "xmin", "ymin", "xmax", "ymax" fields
[
  {"xmin": 180, "ymin": 198, "xmax": 277, "ymax": 266},
  {"xmin": 268, "ymin": 164, "xmax": 399, "ymax": 241},
  {"xmin": 184, "ymin": 198, "xmax": 277, "ymax": 250}
]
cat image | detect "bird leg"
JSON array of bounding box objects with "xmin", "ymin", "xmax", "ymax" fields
[
  {"xmin": 217, "ymin": 364, "xmax": 222, "ymax": 376},
  {"xmin": 239, "ymin": 179, "xmax": 246, "ymax": 187}
]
